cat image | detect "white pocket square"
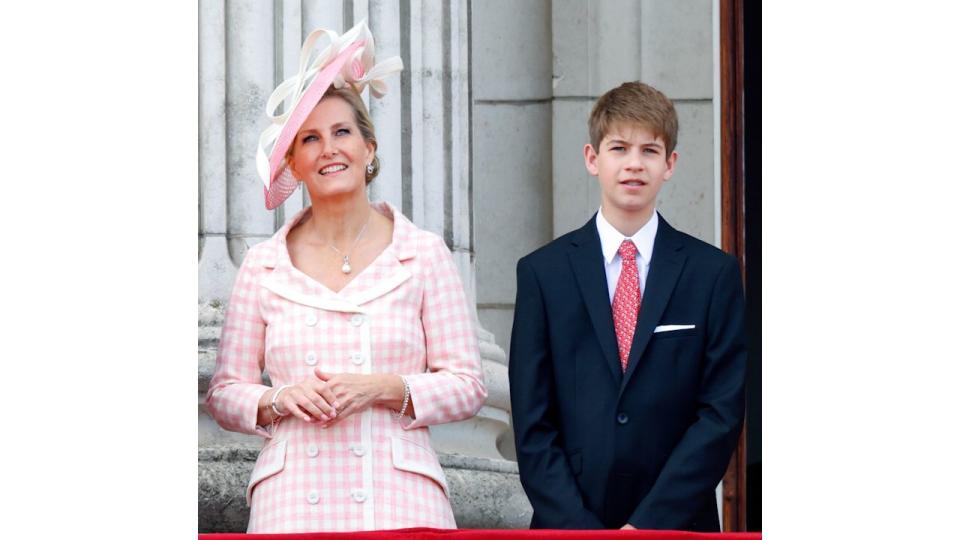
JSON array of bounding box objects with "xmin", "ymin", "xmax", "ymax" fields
[{"xmin": 653, "ymin": 324, "xmax": 695, "ymax": 333}]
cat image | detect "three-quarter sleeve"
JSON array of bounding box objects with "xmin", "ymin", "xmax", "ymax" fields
[
  {"xmin": 401, "ymin": 234, "xmax": 487, "ymax": 429},
  {"xmin": 205, "ymin": 249, "xmax": 274, "ymax": 438}
]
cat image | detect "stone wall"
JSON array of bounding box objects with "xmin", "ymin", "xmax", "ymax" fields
[{"xmin": 474, "ymin": 0, "xmax": 719, "ymax": 356}]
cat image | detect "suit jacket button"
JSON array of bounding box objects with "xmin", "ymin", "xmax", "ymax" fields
[{"xmin": 616, "ymin": 412, "xmax": 629, "ymax": 425}]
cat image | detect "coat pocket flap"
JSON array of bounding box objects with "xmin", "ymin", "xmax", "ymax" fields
[
  {"xmin": 246, "ymin": 439, "xmax": 287, "ymax": 506},
  {"xmin": 390, "ymin": 436, "xmax": 449, "ymax": 498}
]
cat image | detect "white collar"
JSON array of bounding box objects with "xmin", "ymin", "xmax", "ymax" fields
[{"xmin": 595, "ymin": 208, "xmax": 658, "ymax": 264}]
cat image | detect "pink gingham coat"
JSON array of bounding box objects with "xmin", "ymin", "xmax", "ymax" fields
[{"xmin": 206, "ymin": 202, "xmax": 487, "ymax": 533}]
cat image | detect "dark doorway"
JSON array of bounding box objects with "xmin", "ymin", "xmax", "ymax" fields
[
  {"xmin": 719, "ymin": 0, "xmax": 760, "ymax": 531},
  {"xmin": 743, "ymin": 0, "xmax": 761, "ymax": 532}
]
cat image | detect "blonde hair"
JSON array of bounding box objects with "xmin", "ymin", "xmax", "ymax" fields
[{"xmin": 588, "ymin": 81, "xmax": 678, "ymax": 155}]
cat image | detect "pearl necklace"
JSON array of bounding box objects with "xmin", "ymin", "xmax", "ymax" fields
[{"xmin": 326, "ymin": 210, "xmax": 372, "ymax": 274}]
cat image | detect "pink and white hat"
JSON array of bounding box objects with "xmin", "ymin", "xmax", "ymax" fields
[{"xmin": 256, "ymin": 20, "xmax": 403, "ymax": 210}]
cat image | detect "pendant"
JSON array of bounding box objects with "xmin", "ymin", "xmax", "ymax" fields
[{"xmin": 341, "ymin": 256, "xmax": 352, "ymax": 274}]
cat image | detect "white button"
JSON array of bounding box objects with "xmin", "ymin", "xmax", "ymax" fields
[
  {"xmin": 350, "ymin": 352, "xmax": 364, "ymax": 365},
  {"xmin": 305, "ymin": 312, "xmax": 318, "ymax": 326},
  {"xmin": 306, "ymin": 444, "xmax": 319, "ymax": 458},
  {"xmin": 350, "ymin": 314, "xmax": 365, "ymax": 327},
  {"xmin": 305, "ymin": 352, "xmax": 317, "ymax": 366},
  {"xmin": 307, "ymin": 491, "xmax": 320, "ymax": 504},
  {"xmin": 350, "ymin": 444, "xmax": 365, "ymax": 457},
  {"xmin": 351, "ymin": 489, "xmax": 367, "ymax": 503}
]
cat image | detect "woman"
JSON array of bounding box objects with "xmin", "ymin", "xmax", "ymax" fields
[{"xmin": 206, "ymin": 22, "xmax": 487, "ymax": 533}]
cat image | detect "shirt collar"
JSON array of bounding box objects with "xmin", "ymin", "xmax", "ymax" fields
[{"xmin": 595, "ymin": 207, "xmax": 658, "ymax": 265}]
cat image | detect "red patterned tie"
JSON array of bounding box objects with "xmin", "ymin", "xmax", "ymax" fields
[{"xmin": 612, "ymin": 240, "xmax": 641, "ymax": 372}]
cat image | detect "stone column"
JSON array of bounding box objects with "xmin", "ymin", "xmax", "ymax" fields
[
  {"xmin": 395, "ymin": 0, "xmax": 510, "ymax": 461},
  {"xmin": 367, "ymin": 0, "xmax": 403, "ymax": 209},
  {"xmin": 198, "ymin": 0, "xmax": 233, "ymax": 301},
  {"xmin": 471, "ymin": 0, "xmax": 554, "ymax": 397},
  {"xmin": 225, "ymin": 0, "xmax": 277, "ymax": 262}
]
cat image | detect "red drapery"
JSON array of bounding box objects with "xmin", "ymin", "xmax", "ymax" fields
[{"xmin": 200, "ymin": 528, "xmax": 761, "ymax": 540}]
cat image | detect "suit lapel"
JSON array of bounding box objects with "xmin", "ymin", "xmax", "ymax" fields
[
  {"xmin": 620, "ymin": 214, "xmax": 686, "ymax": 395},
  {"xmin": 567, "ymin": 216, "xmax": 622, "ymax": 383}
]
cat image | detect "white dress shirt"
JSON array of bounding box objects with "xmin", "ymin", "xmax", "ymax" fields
[{"xmin": 596, "ymin": 208, "xmax": 658, "ymax": 304}]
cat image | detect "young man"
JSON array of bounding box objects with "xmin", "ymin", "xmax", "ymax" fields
[{"xmin": 509, "ymin": 82, "xmax": 746, "ymax": 531}]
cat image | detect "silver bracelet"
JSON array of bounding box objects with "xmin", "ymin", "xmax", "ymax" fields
[
  {"xmin": 271, "ymin": 384, "xmax": 293, "ymax": 417},
  {"xmin": 394, "ymin": 377, "xmax": 410, "ymax": 420}
]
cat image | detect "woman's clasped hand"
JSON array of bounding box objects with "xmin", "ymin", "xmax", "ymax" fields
[{"xmin": 273, "ymin": 369, "xmax": 408, "ymax": 426}]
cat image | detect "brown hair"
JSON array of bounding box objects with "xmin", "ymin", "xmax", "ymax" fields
[
  {"xmin": 286, "ymin": 85, "xmax": 381, "ymax": 184},
  {"xmin": 588, "ymin": 81, "xmax": 678, "ymax": 156}
]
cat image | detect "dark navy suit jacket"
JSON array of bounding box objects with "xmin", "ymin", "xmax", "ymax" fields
[{"xmin": 509, "ymin": 213, "xmax": 746, "ymax": 530}]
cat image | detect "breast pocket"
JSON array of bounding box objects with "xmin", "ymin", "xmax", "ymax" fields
[
  {"xmin": 651, "ymin": 327, "xmax": 698, "ymax": 340},
  {"xmin": 246, "ymin": 439, "xmax": 287, "ymax": 506},
  {"xmin": 390, "ymin": 436, "xmax": 449, "ymax": 498}
]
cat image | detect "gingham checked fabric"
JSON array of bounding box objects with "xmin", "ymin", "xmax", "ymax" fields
[
  {"xmin": 612, "ymin": 240, "xmax": 641, "ymax": 372},
  {"xmin": 206, "ymin": 202, "xmax": 487, "ymax": 533}
]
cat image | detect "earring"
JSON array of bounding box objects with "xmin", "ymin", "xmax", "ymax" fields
[{"xmin": 366, "ymin": 163, "xmax": 374, "ymax": 175}]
